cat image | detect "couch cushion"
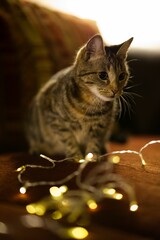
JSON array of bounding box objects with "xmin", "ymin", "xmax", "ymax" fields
[
  {"xmin": 0, "ymin": 136, "xmax": 160, "ymax": 239},
  {"xmin": 0, "ymin": 0, "xmax": 99, "ymax": 152}
]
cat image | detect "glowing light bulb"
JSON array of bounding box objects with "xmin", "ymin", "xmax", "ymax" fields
[
  {"xmin": 52, "ymin": 211, "xmax": 63, "ymax": 220},
  {"xmin": 59, "ymin": 185, "xmax": 68, "ymax": 193},
  {"xmin": 26, "ymin": 204, "xmax": 36, "ymax": 214},
  {"xmin": 103, "ymin": 188, "xmax": 116, "ymax": 195},
  {"xmin": 35, "ymin": 204, "xmax": 46, "ymax": 216},
  {"xmin": 19, "ymin": 186, "xmax": 27, "ymax": 194},
  {"xmin": 16, "ymin": 166, "xmax": 25, "ymax": 172},
  {"xmin": 85, "ymin": 153, "xmax": 93, "ymax": 161},
  {"xmin": 26, "ymin": 203, "xmax": 46, "ymax": 216},
  {"xmin": 68, "ymin": 227, "xmax": 88, "ymax": 239},
  {"xmin": 111, "ymin": 155, "xmax": 120, "ymax": 164},
  {"xmin": 130, "ymin": 201, "xmax": 138, "ymax": 212},
  {"xmin": 50, "ymin": 186, "xmax": 62, "ymax": 198},
  {"xmin": 87, "ymin": 199, "xmax": 98, "ymax": 210},
  {"xmin": 113, "ymin": 193, "xmax": 123, "ymax": 200},
  {"xmin": 78, "ymin": 159, "xmax": 85, "ymax": 163}
]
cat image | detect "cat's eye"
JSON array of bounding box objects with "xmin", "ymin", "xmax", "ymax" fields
[
  {"xmin": 119, "ymin": 72, "xmax": 126, "ymax": 81},
  {"xmin": 98, "ymin": 72, "xmax": 108, "ymax": 80}
]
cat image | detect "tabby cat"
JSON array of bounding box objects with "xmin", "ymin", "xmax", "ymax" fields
[{"xmin": 25, "ymin": 34, "xmax": 133, "ymax": 160}]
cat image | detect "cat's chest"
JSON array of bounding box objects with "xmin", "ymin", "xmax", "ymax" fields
[
  {"xmin": 71, "ymin": 119, "xmax": 99, "ymax": 144},
  {"xmin": 74, "ymin": 124, "xmax": 89, "ymax": 146}
]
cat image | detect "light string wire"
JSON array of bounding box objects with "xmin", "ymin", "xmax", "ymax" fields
[
  {"xmin": 101, "ymin": 139, "xmax": 160, "ymax": 166},
  {"xmin": 17, "ymin": 155, "xmax": 80, "ymax": 189},
  {"xmin": 16, "ymin": 139, "xmax": 160, "ymax": 239},
  {"xmin": 17, "ymin": 139, "xmax": 160, "ymax": 190}
]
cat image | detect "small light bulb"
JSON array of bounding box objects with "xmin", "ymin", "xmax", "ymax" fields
[
  {"xmin": 16, "ymin": 166, "xmax": 25, "ymax": 172},
  {"xmin": 130, "ymin": 201, "xmax": 138, "ymax": 212},
  {"xmin": 59, "ymin": 185, "xmax": 68, "ymax": 193},
  {"xmin": 87, "ymin": 199, "xmax": 98, "ymax": 210},
  {"xmin": 113, "ymin": 193, "xmax": 123, "ymax": 200},
  {"xmin": 85, "ymin": 153, "xmax": 93, "ymax": 161},
  {"xmin": 26, "ymin": 204, "xmax": 36, "ymax": 214},
  {"xmin": 111, "ymin": 155, "xmax": 120, "ymax": 164},
  {"xmin": 67, "ymin": 227, "xmax": 88, "ymax": 239},
  {"xmin": 19, "ymin": 186, "xmax": 27, "ymax": 194},
  {"xmin": 34, "ymin": 204, "xmax": 46, "ymax": 216},
  {"xmin": 103, "ymin": 188, "xmax": 116, "ymax": 195},
  {"xmin": 52, "ymin": 211, "xmax": 63, "ymax": 220},
  {"xmin": 49, "ymin": 186, "xmax": 62, "ymax": 198},
  {"xmin": 78, "ymin": 159, "xmax": 85, "ymax": 163},
  {"xmin": 27, "ymin": 203, "xmax": 46, "ymax": 216}
]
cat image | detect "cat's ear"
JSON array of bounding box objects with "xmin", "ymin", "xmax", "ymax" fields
[
  {"xmin": 116, "ymin": 37, "xmax": 133, "ymax": 59},
  {"xmin": 84, "ymin": 34, "xmax": 105, "ymax": 61}
]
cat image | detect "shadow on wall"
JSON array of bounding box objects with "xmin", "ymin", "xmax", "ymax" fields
[{"xmin": 120, "ymin": 50, "xmax": 160, "ymax": 135}]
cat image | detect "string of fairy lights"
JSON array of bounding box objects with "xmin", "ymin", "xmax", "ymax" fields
[{"xmin": 16, "ymin": 139, "xmax": 160, "ymax": 239}]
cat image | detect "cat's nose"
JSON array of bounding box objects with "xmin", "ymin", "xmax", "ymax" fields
[{"xmin": 112, "ymin": 89, "xmax": 118, "ymax": 95}]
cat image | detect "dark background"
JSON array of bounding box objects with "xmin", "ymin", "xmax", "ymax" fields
[{"xmin": 120, "ymin": 50, "xmax": 160, "ymax": 135}]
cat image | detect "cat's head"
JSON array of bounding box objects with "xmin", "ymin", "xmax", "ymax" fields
[{"xmin": 74, "ymin": 34, "xmax": 133, "ymax": 102}]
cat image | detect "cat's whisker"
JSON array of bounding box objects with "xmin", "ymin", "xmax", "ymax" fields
[
  {"xmin": 124, "ymin": 82, "xmax": 141, "ymax": 90},
  {"xmin": 127, "ymin": 58, "xmax": 140, "ymax": 63},
  {"xmin": 123, "ymin": 89, "xmax": 142, "ymax": 102},
  {"xmin": 128, "ymin": 75, "xmax": 134, "ymax": 79},
  {"xmin": 117, "ymin": 98, "xmax": 122, "ymax": 119},
  {"xmin": 119, "ymin": 96, "xmax": 127, "ymax": 118},
  {"xmin": 119, "ymin": 93, "xmax": 134, "ymax": 119},
  {"xmin": 127, "ymin": 77, "xmax": 136, "ymax": 85},
  {"xmin": 123, "ymin": 92, "xmax": 136, "ymax": 104}
]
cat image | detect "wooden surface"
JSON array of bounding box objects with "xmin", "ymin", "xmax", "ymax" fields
[{"xmin": 0, "ymin": 135, "xmax": 160, "ymax": 239}]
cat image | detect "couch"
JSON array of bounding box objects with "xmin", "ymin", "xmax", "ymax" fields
[
  {"xmin": 0, "ymin": 1, "xmax": 160, "ymax": 240},
  {"xmin": 0, "ymin": 0, "xmax": 98, "ymax": 153}
]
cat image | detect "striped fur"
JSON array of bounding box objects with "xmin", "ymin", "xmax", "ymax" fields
[{"xmin": 25, "ymin": 35, "xmax": 133, "ymax": 159}]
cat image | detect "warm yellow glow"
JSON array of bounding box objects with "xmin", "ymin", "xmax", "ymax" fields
[
  {"xmin": 16, "ymin": 166, "xmax": 25, "ymax": 172},
  {"xmin": 50, "ymin": 186, "xmax": 62, "ymax": 198},
  {"xmin": 87, "ymin": 199, "xmax": 98, "ymax": 210},
  {"xmin": 130, "ymin": 201, "xmax": 138, "ymax": 212},
  {"xmin": 59, "ymin": 185, "xmax": 68, "ymax": 193},
  {"xmin": 26, "ymin": 203, "xmax": 46, "ymax": 216},
  {"xmin": 20, "ymin": 186, "xmax": 27, "ymax": 194},
  {"xmin": 103, "ymin": 188, "xmax": 116, "ymax": 195},
  {"xmin": 29, "ymin": 0, "xmax": 160, "ymax": 50},
  {"xmin": 68, "ymin": 227, "xmax": 89, "ymax": 239},
  {"xmin": 85, "ymin": 152, "xmax": 94, "ymax": 161},
  {"xmin": 78, "ymin": 159, "xmax": 85, "ymax": 163},
  {"xmin": 111, "ymin": 156, "xmax": 120, "ymax": 164},
  {"xmin": 35, "ymin": 204, "xmax": 46, "ymax": 216},
  {"xmin": 52, "ymin": 211, "xmax": 63, "ymax": 220},
  {"xmin": 26, "ymin": 204, "xmax": 36, "ymax": 214},
  {"xmin": 103, "ymin": 188, "xmax": 123, "ymax": 200},
  {"xmin": 113, "ymin": 193, "xmax": 123, "ymax": 200}
]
